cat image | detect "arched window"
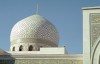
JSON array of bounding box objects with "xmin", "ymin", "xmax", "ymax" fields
[
  {"xmin": 28, "ymin": 45, "xmax": 33, "ymax": 51},
  {"xmin": 12, "ymin": 47, "xmax": 15, "ymax": 51},
  {"xmin": 19, "ymin": 45, "xmax": 23, "ymax": 51}
]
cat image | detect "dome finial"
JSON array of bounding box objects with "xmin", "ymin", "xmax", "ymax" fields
[{"xmin": 36, "ymin": 3, "xmax": 39, "ymax": 14}]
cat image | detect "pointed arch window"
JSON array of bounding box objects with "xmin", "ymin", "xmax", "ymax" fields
[
  {"xmin": 28, "ymin": 45, "xmax": 33, "ymax": 51},
  {"xmin": 12, "ymin": 47, "xmax": 15, "ymax": 51},
  {"xmin": 19, "ymin": 45, "xmax": 23, "ymax": 51}
]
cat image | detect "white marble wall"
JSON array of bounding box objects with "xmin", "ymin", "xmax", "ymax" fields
[{"xmin": 83, "ymin": 7, "xmax": 100, "ymax": 64}]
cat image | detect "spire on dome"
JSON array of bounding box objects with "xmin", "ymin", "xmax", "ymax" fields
[{"xmin": 36, "ymin": 3, "xmax": 39, "ymax": 14}]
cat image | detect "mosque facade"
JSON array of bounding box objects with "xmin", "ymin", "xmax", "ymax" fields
[
  {"xmin": 2, "ymin": 6, "xmax": 100, "ymax": 64},
  {"xmin": 0, "ymin": 6, "xmax": 85, "ymax": 64},
  {"xmin": 0, "ymin": 14, "xmax": 82, "ymax": 64}
]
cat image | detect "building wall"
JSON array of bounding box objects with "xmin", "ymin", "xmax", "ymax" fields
[
  {"xmin": 0, "ymin": 59, "xmax": 82, "ymax": 64},
  {"xmin": 0, "ymin": 54, "xmax": 83, "ymax": 64},
  {"xmin": 83, "ymin": 7, "xmax": 100, "ymax": 64},
  {"xmin": 10, "ymin": 42, "xmax": 53, "ymax": 51},
  {"xmin": 9, "ymin": 47, "xmax": 66, "ymax": 54}
]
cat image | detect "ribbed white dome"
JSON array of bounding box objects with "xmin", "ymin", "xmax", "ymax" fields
[{"xmin": 10, "ymin": 14, "xmax": 59, "ymax": 46}]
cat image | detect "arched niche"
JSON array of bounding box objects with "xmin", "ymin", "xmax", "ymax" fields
[
  {"xmin": 91, "ymin": 36, "xmax": 100, "ymax": 64},
  {"xmin": 28, "ymin": 45, "xmax": 33, "ymax": 51},
  {"xmin": 12, "ymin": 47, "xmax": 15, "ymax": 51},
  {"xmin": 19, "ymin": 45, "xmax": 23, "ymax": 51}
]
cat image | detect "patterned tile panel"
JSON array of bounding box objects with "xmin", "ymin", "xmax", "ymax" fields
[
  {"xmin": 90, "ymin": 13, "xmax": 100, "ymax": 47},
  {"xmin": 10, "ymin": 15, "xmax": 59, "ymax": 46}
]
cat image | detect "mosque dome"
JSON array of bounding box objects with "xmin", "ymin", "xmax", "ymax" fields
[{"xmin": 10, "ymin": 14, "xmax": 59, "ymax": 51}]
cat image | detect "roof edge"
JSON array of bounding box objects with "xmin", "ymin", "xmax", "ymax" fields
[{"xmin": 82, "ymin": 6, "xmax": 100, "ymax": 10}]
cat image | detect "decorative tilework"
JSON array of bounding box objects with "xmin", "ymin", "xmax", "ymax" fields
[
  {"xmin": 10, "ymin": 15, "xmax": 59, "ymax": 46},
  {"xmin": 90, "ymin": 14, "xmax": 100, "ymax": 47}
]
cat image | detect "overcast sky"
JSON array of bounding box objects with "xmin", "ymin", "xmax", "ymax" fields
[{"xmin": 0, "ymin": 0, "xmax": 100, "ymax": 54}]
